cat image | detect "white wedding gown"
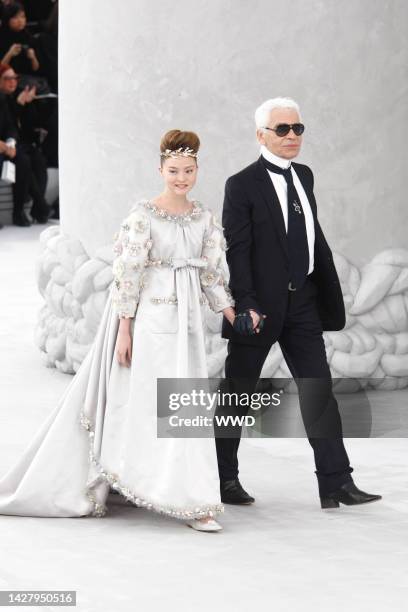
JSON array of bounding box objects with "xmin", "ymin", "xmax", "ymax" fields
[{"xmin": 0, "ymin": 199, "xmax": 234, "ymax": 519}]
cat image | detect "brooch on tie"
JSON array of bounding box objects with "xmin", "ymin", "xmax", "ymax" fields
[{"xmin": 292, "ymin": 200, "xmax": 302, "ymax": 214}]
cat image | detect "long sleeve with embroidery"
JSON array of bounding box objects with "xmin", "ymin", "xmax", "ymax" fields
[
  {"xmin": 111, "ymin": 205, "xmax": 152, "ymax": 318},
  {"xmin": 199, "ymin": 210, "xmax": 235, "ymax": 313}
]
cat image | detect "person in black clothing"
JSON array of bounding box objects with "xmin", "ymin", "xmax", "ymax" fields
[
  {"xmin": 35, "ymin": 2, "xmax": 58, "ymax": 169},
  {"xmin": 217, "ymin": 97, "xmax": 382, "ymax": 510},
  {"xmin": 0, "ymin": 2, "xmax": 41, "ymax": 78},
  {"xmin": 35, "ymin": 2, "xmax": 58, "ymax": 94},
  {"xmin": 19, "ymin": 0, "xmax": 55, "ymax": 25},
  {"xmin": 0, "ymin": 88, "xmax": 20, "ymax": 225},
  {"xmin": 0, "ymin": 63, "xmax": 50, "ymax": 225}
]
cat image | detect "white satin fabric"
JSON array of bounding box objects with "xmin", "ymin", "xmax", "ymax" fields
[{"xmin": 0, "ymin": 200, "xmax": 234, "ymax": 519}]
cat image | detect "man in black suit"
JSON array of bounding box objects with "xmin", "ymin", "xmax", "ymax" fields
[{"xmin": 217, "ymin": 97, "xmax": 381, "ymax": 509}]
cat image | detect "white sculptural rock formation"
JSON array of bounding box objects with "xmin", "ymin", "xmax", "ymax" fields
[{"xmin": 35, "ymin": 228, "xmax": 408, "ymax": 391}]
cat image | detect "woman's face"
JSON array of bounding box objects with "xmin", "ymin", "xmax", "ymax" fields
[
  {"xmin": 160, "ymin": 155, "xmax": 198, "ymax": 196},
  {"xmin": 9, "ymin": 10, "xmax": 27, "ymax": 32},
  {"xmin": 0, "ymin": 68, "xmax": 18, "ymax": 95}
]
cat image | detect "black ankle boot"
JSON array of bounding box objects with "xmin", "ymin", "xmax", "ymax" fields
[
  {"xmin": 13, "ymin": 211, "xmax": 31, "ymax": 227},
  {"xmin": 31, "ymin": 204, "xmax": 51, "ymax": 224},
  {"xmin": 220, "ymin": 478, "xmax": 255, "ymax": 504},
  {"xmin": 320, "ymin": 482, "xmax": 382, "ymax": 509}
]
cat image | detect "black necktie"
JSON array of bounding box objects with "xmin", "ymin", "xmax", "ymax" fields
[{"xmin": 261, "ymin": 156, "xmax": 309, "ymax": 290}]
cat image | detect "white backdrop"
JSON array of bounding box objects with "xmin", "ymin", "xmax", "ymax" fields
[
  {"xmin": 34, "ymin": 0, "xmax": 408, "ymax": 385},
  {"xmin": 59, "ymin": 0, "xmax": 408, "ymax": 264}
]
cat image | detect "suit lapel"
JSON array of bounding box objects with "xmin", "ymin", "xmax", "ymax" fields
[{"xmin": 254, "ymin": 157, "xmax": 289, "ymax": 260}]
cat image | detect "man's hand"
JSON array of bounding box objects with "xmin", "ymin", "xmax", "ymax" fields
[{"xmin": 17, "ymin": 85, "xmax": 36, "ymax": 106}]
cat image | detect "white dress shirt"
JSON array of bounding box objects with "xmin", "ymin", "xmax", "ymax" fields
[{"xmin": 260, "ymin": 144, "xmax": 315, "ymax": 274}]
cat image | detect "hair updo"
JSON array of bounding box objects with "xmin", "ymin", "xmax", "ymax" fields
[{"xmin": 160, "ymin": 129, "xmax": 200, "ymax": 164}]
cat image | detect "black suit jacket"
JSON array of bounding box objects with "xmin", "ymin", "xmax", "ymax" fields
[{"xmin": 221, "ymin": 156, "xmax": 345, "ymax": 346}]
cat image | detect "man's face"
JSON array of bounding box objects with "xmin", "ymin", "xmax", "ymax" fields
[
  {"xmin": 256, "ymin": 108, "xmax": 303, "ymax": 159},
  {"xmin": 0, "ymin": 69, "xmax": 18, "ymax": 95}
]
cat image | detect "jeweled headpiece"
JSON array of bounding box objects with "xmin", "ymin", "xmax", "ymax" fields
[{"xmin": 160, "ymin": 147, "xmax": 198, "ymax": 159}]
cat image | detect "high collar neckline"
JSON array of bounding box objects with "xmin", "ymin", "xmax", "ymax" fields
[{"xmin": 260, "ymin": 145, "xmax": 292, "ymax": 169}]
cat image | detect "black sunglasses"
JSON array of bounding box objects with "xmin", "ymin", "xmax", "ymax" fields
[{"xmin": 263, "ymin": 123, "xmax": 305, "ymax": 137}]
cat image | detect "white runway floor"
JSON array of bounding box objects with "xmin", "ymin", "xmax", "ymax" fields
[{"xmin": 0, "ymin": 224, "xmax": 407, "ymax": 612}]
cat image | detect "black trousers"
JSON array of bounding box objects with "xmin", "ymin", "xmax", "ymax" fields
[
  {"xmin": 1, "ymin": 145, "xmax": 48, "ymax": 217},
  {"xmin": 215, "ymin": 277, "xmax": 354, "ymax": 496}
]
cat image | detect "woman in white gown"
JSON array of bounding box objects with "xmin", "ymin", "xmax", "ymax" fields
[{"xmin": 0, "ymin": 129, "xmax": 236, "ymax": 531}]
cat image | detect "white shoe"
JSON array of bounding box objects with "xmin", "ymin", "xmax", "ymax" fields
[{"xmin": 186, "ymin": 518, "xmax": 223, "ymax": 532}]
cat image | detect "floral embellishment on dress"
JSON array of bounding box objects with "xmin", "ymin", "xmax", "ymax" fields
[
  {"xmin": 123, "ymin": 280, "xmax": 134, "ymax": 291},
  {"xmin": 121, "ymin": 222, "xmax": 131, "ymax": 232},
  {"xmin": 200, "ymin": 270, "xmax": 217, "ymax": 287},
  {"xmin": 144, "ymin": 238, "xmax": 153, "ymax": 250},
  {"xmin": 204, "ymin": 238, "xmax": 216, "ymax": 248},
  {"xmin": 128, "ymin": 242, "xmax": 142, "ymax": 256},
  {"xmin": 211, "ymin": 213, "xmax": 224, "ymax": 230},
  {"xmin": 140, "ymin": 199, "xmax": 203, "ymax": 225},
  {"xmin": 133, "ymin": 218, "xmax": 149, "ymax": 233},
  {"xmin": 112, "ymin": 259, "xmax": 126, "ymax": 278},
  {"xmin": 139, "ymin": 271, "xmax": 148, "ymax": 289},
  {"xmin": 113, "ymin": 242, "xmax": 123, "ymax": 255}
]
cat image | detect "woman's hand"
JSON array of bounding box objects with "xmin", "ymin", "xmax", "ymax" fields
[
  {"xmin": 116, "ymin": 319, "xmax": 133, "ymax": 367},
  {"xmin": 0, "ymin": 141, "xmax": 15, "ymax": 158},
  {"xmin": 5, "ymin": 145, "xmax": 16, "ymax": 159},
  {"xmin": 222, "ymin": 306, "xmax": 236, "ymax": 326},
  {"xmin": 8, "ymin": 43, "xmax": 22, "ymax": 58},
  {"xmin": 26, "ymin": 48, "xmax": 40, "ymax": 71}
]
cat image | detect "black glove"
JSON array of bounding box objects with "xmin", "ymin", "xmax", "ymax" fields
[{"xmin": 233, "ymin": 309, "xmax": 265, "ymax": 336}]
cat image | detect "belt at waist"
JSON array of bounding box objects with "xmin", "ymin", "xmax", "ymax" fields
[{"xmin": 145, "ymin": 257, "xmax": 208, "ymax": 270}]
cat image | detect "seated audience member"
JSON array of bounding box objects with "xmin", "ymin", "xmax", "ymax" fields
[
  {"xmin": 0, "ymin": 2, "xmax": 42, "ymax": 82},
  {"xmin": 0, "ymin": 63, "xmax": 50, "ymax": 226}
]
